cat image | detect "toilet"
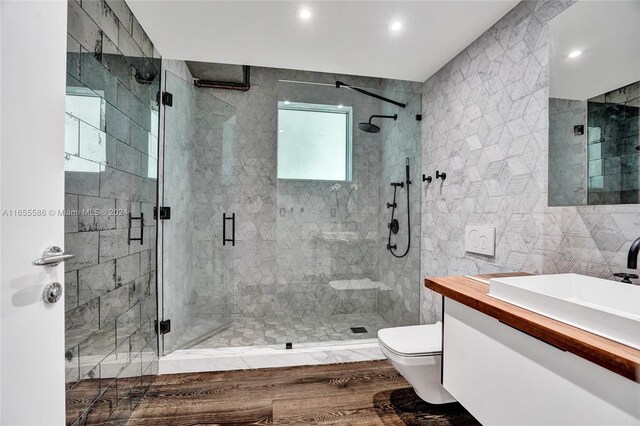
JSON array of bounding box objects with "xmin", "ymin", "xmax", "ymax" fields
[{"xmin": 378, "ymin": 322, "xmax": 456, "ymax": 404}]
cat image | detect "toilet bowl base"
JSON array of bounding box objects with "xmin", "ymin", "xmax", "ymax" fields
[{"xmin": 381, "ymin": 346, "xmax": 456, "ymax": 405}]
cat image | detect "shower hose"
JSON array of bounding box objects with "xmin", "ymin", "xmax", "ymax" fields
[{"xmin": 387, "ymin": 176, "xmax": 410, "ymax": 259}]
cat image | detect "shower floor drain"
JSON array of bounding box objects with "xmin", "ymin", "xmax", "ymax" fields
[{"xmin": 350, "ymin": 327, "xmax": 368, "ymax": 334}]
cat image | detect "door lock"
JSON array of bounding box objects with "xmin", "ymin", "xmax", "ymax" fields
[{"xmin": 43, "ymin": 282, "xmax": 62, "ymax": 304}]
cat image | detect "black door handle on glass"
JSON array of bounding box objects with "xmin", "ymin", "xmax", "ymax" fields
[{"xmin": 223, "ymin": 213, "xmax": 235, "ymax": 246}]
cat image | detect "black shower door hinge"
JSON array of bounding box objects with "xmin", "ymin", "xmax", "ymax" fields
[
  {"xmin": 161, "ymin": 91, "xmax": 173, "ymax": 106},
  {"xmin": 156, "ymin": 319, "xmax": 171, "ymax": 335},
  {"xmin": 153, "ymin": 206, "xmax": 171, "ymax": 220}
]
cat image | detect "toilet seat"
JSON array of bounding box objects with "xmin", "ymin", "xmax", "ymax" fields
[{"xmin": 377, "ymin": 322, "xmax": 443, "ymax": 357}]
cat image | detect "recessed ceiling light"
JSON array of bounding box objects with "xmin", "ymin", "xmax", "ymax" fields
[
  {"xmin": 390, "ymin": 22, "xmax": 403, "ymax": 32},
  {"xmin": 296, "ymin": 7, "xmax": 312, "ymax": 21},
  {"xmin": 568, "ymin": 50, "xmax": 582, "ymax": 59}
]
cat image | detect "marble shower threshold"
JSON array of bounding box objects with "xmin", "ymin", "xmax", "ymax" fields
[
  {"xmin": 160, "ymin": 313, "xmax": 392, "ymax": 374},
  {"xmin": 159, "ymin": 340, "xmax": 386, "ymax": 375}
]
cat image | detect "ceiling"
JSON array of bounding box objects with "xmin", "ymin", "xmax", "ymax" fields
[
  {"xmin": 128, "ymin": 1, "xmax": 518, "ymax": 82},
  {"xmin": 549, "ymin": 1, "xmax": 640, "ymax": 100}
]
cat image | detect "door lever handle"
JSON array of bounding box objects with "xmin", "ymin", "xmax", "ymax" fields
[{"xmin": 33, "ymin": 246, "xmax": 75, "ymax": 267}]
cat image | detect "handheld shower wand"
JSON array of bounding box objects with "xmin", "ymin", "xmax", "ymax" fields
[
  {"xmin": 405, "ymin": 158, "xmax": 411, "ymax": 185},
  {"xmin": 387, "ymin": 158, "xmax": 412, "ymax": 258}
]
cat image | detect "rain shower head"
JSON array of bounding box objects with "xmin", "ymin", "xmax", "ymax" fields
[
  {"xmin": 358, "ymin": 114, "xmax": 397, "ymax": 133},
  {"xmin": 358, "ymin": 122, "xmax": 381, "ymax": 133}
]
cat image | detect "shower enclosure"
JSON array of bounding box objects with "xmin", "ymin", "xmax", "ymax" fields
[{"xmin": 159, "ymin": 64, "xmax": 422, "ymax": 354}]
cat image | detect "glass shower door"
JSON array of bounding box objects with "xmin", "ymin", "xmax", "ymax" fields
[{"xmin": 160, "ymin": 70, "xmax": 236, "ymax": 354}]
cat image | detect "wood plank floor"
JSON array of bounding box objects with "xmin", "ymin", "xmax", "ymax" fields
[{"xmin": 127, "ymin": 360, "xmax": 480, "ymax": 425}]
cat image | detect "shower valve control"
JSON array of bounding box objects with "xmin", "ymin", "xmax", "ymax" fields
[{"xmin": 388, "ymin": 219, "xmax": 399, "ymax": 235}]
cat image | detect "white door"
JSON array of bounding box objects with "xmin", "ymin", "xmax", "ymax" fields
[{"xmin": 0, "ymin": 1, "xmax": 68, "ymax": 424}]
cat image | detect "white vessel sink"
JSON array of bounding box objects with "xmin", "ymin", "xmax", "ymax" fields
[{"xmin": 488, "ymin": 273, "xmax": 640, "ymax": 349}]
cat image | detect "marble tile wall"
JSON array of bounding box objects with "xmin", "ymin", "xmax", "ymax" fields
[
  {"xmin": 199, "ymin": 68, "xmax": 386, "ymax": 318},
  {"xmin": 420, "ymin": 0, "xmax": 640, "ymax": 323},
  {"xmin": 377, "ymin": 82, "xmax": 423, "ymax": 327},
  {"xmin": 156, "ymin": 64, "xmax": 431, "ymax": 350},
  {"xmin": 64, "ymin": 1, "xmax": 158, "ymax": 424},
  {"xmin": 160, "ymin": 65, "xmax": 423, "ymax": 326},
  {"xmin": 270, "ymin": 81, "xmax": 381, "ymax": 317}
]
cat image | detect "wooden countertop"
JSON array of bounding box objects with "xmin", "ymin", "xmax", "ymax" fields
[{"xmin": 425, "ymin": 273, "xmax": 640, "ymax": 383}]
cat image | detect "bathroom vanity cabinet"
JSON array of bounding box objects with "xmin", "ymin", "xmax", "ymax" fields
[{"xmin": 426, "ymin": 274, "xmax": 640, "ymax": 426}]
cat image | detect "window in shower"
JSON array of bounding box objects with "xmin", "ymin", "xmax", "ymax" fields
[
  {"xmin": 277, "ymin": 102, "xmax": 352, "ymax": 181},
  {"xmin": 65, "ymin": 87, "xmax": 106, "ymax": 172}
]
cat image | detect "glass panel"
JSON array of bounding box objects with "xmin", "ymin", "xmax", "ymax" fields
[
  {"xmin": 64, "ymin": 49, "xmax": 160, "ymax": 422},
  {"xmin": 377, "ymin": 86, "xmax": 423, "ymax": 331},
  {"xmin": 586, "ymin": 81, "xmax": 640, "ymax": 205},
  {"xmin": 160, "ymin": 71, "xmax": 236, "ymax": 354},
  {"xmin": 271, "ymin": 80, "xmax": 422, "ymax": 349},
  {"xmin": 157, "ymin": 71, "xmax": 421, "ymax": 353}
]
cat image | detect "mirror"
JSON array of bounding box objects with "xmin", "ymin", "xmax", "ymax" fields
[{"xmin": 548, "ymin": 2, "xmax": 640, "ymax": 206}]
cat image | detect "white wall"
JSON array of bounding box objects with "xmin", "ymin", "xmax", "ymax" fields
[
  {"xmin": 0, "ymin": 2, "xmax": 3, "ymax": 420},
  {"xmin": 0, "ymin": 1, "xmax": 67, "ymax": 424}
]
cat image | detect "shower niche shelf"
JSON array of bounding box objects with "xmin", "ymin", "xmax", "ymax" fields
[{"xmin": 318, "ymin": 231, "xmax": 360, "ymax": 241}]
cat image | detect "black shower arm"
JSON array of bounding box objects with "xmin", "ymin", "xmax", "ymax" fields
[
  {"xmin": 335, "ymin": 81, "xmax": 406, "ymax": 108},
  {"xmin": 368, "ymin": 114, "xmax": 397, "ymax": 124}
]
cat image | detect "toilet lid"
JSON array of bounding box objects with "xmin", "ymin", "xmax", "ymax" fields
[{"xmin": 378, "ymin": 322, "xmax": 442, "ymax": 356}]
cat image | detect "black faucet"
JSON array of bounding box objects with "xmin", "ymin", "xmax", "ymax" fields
[
  {"xmin": 628, "ymin": 236, "xmax": 640, "ymax": 269},
  {"xmin": 614, "ymin": 237, "xmax": 640, "ymax": 284}
]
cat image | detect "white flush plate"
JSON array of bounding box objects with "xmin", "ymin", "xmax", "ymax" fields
[{"xmin": 465, "ymin": 225, "xmax": 495, "ymax": 256}]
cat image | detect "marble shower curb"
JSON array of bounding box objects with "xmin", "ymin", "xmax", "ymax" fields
[{"xmin": 158, "ymin": 340, "xmax": 385, "ymax": 375}]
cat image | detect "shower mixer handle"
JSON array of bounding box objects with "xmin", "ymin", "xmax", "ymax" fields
[
  {"xmin": 390, "ymin": 182, "xmax": 404, "ymax": 188},
  {"xmin": 386, "ymin": 202, "xmax": 397, "ymax": 209}
]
